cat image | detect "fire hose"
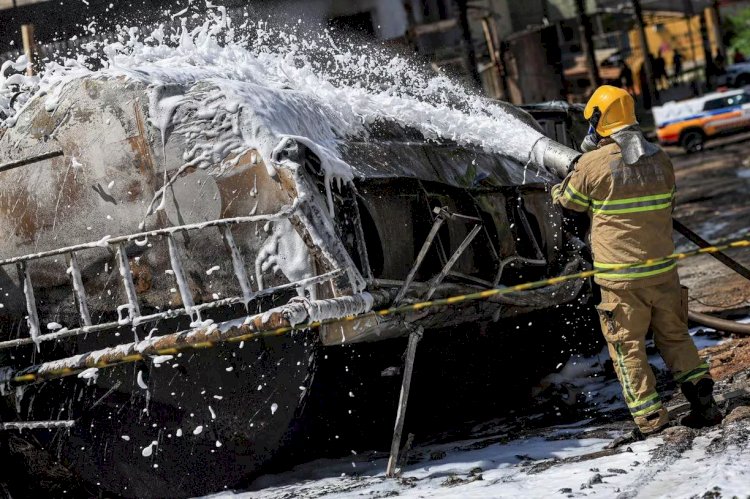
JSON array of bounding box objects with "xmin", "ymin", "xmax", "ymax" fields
[
  {"xmin": 687, "ymin": 311, "xmax": 750, "ymax": 336},
  {"xmin": 672, "ymin": 218, "xmax": 750, "ymax": 335}
]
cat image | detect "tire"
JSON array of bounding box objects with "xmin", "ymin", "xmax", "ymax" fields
[{"xmin": 681, "ymin": 130, "xmax": 705, "ymax": 153}]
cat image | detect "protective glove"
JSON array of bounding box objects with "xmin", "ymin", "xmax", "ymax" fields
[
  {"xmin": 580, "ymin": 134, "xmax": 599, "ymax": 152},
  {"xmin": 551, "ymin": 183, "xmax": 564, "ymax": 203},
  {"xmin": 581, "ymin": 106, "xmax": 602, "ymax": 153}
]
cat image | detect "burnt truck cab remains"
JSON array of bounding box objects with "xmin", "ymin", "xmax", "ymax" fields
[{"xmin": 0, "ymin": 78, "xmax": 589, "ymax": 497}]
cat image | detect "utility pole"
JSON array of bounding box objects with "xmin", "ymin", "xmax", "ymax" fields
[
  {"xmin": 708, "ymin": 0, "xmax": 724, "ymax": 58},
  {"xmin": 481, "ymin": 16, "xmax": 509, "ymax": 100},
  {"xmin": 682, "ymin": 0, "xmax": 702, "ymax": 95},
  {"xmin": 631, "ymin": 0, "xmax": 658, "ymax": 107},
  {"xmin": 699, "ymin": 8, "xmax": 713, "ymax": 60},
  {"xmin": 403, "ymin": 0, "xmax": 417, "ymax": 50},
  {"xmin": 683, "ymin": 0, "xmax": 698, "ymax": 67},
  {"xmin": 21, "ymin": 24, "xmax": 36, "ymax": 77},
  {"xmin": 456, "ymin": 0, "xmax": 483, "ymax": 89},
  {"xmin": 575, "ymin": 0, "xmax": 601, "ymax": 89},
  {"xmin": 699, "ymin": 7, "xmax": 716, "ymax": 89}
]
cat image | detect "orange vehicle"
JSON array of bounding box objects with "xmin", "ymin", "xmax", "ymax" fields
[{"xmin": 654, "ymin": 89, "xmax": 750, "ymax": 152}]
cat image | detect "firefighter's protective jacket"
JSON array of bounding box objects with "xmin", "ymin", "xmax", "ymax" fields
[{"xmin": 552, "ymin": 140, "xmax": 676, "ymax": 289}]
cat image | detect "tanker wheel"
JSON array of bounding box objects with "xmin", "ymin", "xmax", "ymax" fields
[{"xmin": 24, "ymin": 333, "xmax": 320, "ymax": 498}]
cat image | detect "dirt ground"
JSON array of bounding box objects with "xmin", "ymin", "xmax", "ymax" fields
[
  {"xmin": 670, "ymin": 132, "xmax": 750, "ymax": 315},
  {"xmin": 666, "ymin": 132, "xmax": 750, "ymax": 384},
  {"xmin": 704, "ymin": 337, "xmax": 750, "ymax": 380}
]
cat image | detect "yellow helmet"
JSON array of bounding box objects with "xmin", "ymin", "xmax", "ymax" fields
[{"xmin": 584, "ymin": 85, "xmax": 637, "ymax": 137}]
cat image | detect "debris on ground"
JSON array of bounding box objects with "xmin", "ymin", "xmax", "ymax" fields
[
  {"xmin": 704, "ymin": 337, "xmax": 750, "ymax": 380},
  {"xmin": 208, "ymin": 336, "xmax": 750, "ymax": 499}
]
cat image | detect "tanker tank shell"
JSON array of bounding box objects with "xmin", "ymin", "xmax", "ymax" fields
[
  {"xmin": 0, "ymin": 77, "xmax": 337, "ymax": 497},
  {"xmin": 0, "ymin": 75, "xmax": 592, "ymax": 497}
]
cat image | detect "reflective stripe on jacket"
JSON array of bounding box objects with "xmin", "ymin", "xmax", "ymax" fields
[{"xmin": 552, "ymin": 140, "xmax": 676, "ymax": 289}]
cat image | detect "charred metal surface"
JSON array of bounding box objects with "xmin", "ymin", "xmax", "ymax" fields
[{"xmin": 0, "ymin": 79, "xmax": 355, "ymax": 327}]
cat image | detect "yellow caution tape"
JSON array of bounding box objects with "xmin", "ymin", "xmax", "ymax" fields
[{"xmin": 10, "ymin": 237, "xmax": 750, "ymax": 385}]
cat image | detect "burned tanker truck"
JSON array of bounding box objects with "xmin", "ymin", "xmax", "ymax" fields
[{"xmin": 0, "ymin": 77, "xmax": 589, "ymax": 497}]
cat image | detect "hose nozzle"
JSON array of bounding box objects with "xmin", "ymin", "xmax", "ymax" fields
[{"xmin": 531, "ymin": 137, "xmax": 581, "ymax": 180}]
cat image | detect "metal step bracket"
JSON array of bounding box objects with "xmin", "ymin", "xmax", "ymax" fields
[
  {"xmin": 220, "ymin": 225, "xmax": 255, "ymax": 307},
  {"xmin": 17, "ymin": 262, "xmax": 41, "ymax": 350},
  {"xmin": 115, "ymin": 242, "xmax": 141, "ymax": 324},
  {"xmin": 395, "ymin": 207, "xmax": 482, "ymax": 305},
  {"xmin": 424, "ymin": 224, "xmax": 482, "ymax": 300},
  {"xmin": 167, "ymin": 232, "xmax": 200, "ymax": 324},
  {"xmin": 393, "ymin": 208, "xmax": 450, "ymax": 305},
  {"xmin": 66, "ymin": 252, "xmax": 92, "ymax": 327}
]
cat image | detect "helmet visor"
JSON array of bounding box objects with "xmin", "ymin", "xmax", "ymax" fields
[{"xmin": 588, "ymin": 106, "xmax": 602, "ymax": 132}]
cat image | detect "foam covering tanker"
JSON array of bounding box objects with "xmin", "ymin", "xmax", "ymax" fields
[{"xmin": 0, "ymin": 77, "xmax": 590, "ymax": 497}]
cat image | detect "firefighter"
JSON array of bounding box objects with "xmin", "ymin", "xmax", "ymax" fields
[{"xmin": 552, "ymin": 85, "xmax": 722, "ymax": 437}]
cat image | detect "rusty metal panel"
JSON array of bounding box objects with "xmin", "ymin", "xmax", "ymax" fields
[{"xmin": 0, "ymin": 79, "xmax": 357, "ymax": 334}]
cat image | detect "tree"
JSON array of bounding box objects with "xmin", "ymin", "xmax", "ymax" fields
[{"xmin": 724, "ymin": 7, "xmax": 750, "ymax": 56}]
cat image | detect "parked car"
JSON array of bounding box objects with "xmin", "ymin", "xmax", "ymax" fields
[
  {"xmin": 653, "ymin": 89, "xmax": 750, "ymax": 152},
  {"xmin": 718, "ymin": 62, "xmax": 750, "ymax": 88}
]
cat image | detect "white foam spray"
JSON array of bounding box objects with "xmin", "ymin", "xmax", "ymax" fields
[{"xmin": 0, "ymin": 5, "xmax": 545, "ymax": 169}]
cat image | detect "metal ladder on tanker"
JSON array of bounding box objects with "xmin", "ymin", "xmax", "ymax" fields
[
  {"xmin": 0, "ymin": 214, "xmax": 344, "ymax": 430},
  {"xmin": 0, "ymin": 215, "xmax": 341, "ymax": 352}
]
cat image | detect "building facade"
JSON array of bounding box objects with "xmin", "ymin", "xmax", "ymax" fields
[{"xmin": 1, "ymin": 0, "xmax": 747, "ymax": 105}]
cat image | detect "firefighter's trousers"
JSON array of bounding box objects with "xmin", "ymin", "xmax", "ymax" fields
[{"xmin": 596, "ymin": 273, "xmax": 711, "ymax": 433}]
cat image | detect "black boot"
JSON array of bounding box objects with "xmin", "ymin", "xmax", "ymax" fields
[{"xmin": 680, "ymin": 378, "xmax": 723, "ymax": 429}]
